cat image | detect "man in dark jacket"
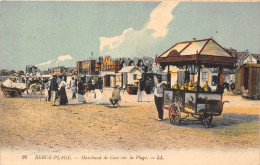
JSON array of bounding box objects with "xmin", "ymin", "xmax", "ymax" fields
[
  {"xmin": 50, "ymin": 75, "xmax": 59, "ymax": 106},
  {"xmin": 154, "ymin": 76, "xmax": 166, "ymax": 120},
  {"xmin": 94, "ymin": 77, "xmax": 103, "ymax": 91}
]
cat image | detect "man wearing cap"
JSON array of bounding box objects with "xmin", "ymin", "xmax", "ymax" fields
[
  {"xmin": 50, "ymin": 75, "xmax": 59, "ymax": 106},
  {"xmin": 154, "ymin": 76, "xmax": 166, "ymax": 121}
]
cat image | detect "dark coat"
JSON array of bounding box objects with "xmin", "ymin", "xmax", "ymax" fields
[
  {"xmin": 139, "ymin": 80, "xmax": 145, "ymax": 91},
  {"xmin": 50, "ymin": 78, "xmax": 58, "ymax": 91},
  {"xmin": 78, "ymin": 81, "xmax": 85, "ymax": 95},
  {"xmin": 59, "ymin": 87, "xmax": 68, "ymax": 105},
  {"xmin": 94, "ymin": 79, "xmax": 103, "ymax": 90}
]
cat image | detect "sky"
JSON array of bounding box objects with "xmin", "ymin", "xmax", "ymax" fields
[{"xmin": 0, "ymin": 1, "xmax": 259, "ymax": 71}]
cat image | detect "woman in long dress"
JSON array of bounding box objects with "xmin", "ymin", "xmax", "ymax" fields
[
  {"xmin": 59, "ymin": 80, "xmax": 68, "ymax": 105},
  {"xmin": 78, "ymin": 80, "xmax": 87, "ymax": 103},
  {"xmin": 70, "ymin": 77, "xmax": 77, "ymax": 99},
  {"xmin": 94, "ymin": 77, "xmax": 107, "ymax": 104},
  {"xmin": 137, "ymin": 80, "xmax": 149, "ymax": 102}
]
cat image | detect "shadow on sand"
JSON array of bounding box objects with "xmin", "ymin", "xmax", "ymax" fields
[
  {"xmin": 163, "ymin": 113, "xmax": 259, "ymax": 129},
  {"xmin": 104, "ymin": 105, "xmax": 132, "ymax": 109}
]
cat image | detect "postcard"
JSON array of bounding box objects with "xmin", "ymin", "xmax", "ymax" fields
[{"xmin": 0, "ymin": 0, "xmax": 259, "ymax": 165}]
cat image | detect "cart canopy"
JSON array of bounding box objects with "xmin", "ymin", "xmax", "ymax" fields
[{"xmin": 155, "ymin": 38, "xmax": 237, "ymax": 68}]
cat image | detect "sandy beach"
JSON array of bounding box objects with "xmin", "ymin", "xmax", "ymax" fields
[{"xmin": 0, "ymin": 88, "xmax": 259, "ymax": 152}]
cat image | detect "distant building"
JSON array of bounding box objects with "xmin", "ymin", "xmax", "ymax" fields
[
  {"xmin": 102, "ymin": 56, "xmax": 114, "ymax": 71},
  {"xmin": 26, "ymin": 65, "xmax": 40, "ymax": 75},
  {"xmin": 225, "ymin": 48, "xmax": 248, "ymax": 66},
  {"xmin": 121, "ymin": 58, "xmax": 131, "ymax": 67},
  {"xmin": 243, "ymin": 54, "xmax": 258, "ymax": 64},
  {"xmin": 76, "ymin": 60, "xmax": 98, "ymax": 75},
  {"xmin": 17, "ymin": 70, "xmax": 24, "ymax": 75},
  {"xmin": 41, "ymin": 70, "xmax": 49, "ymax": 75},
  {"xmin": 0, "ymin": 69, "xmax": 11, "ymax": 76},
  {"xmin": 66, "ymin": 67, "xmax": 76, "ymax": 76},
  {"xmin": 242, "ymin": 54, "xmax": 260, "ymax": 64},
  {"xmin": 113, "ymin": 59, "xmax": 125, "ymax": 73},
  {"xmin": 128, "ymin": 60, "xmax": 135, "ymax": 66},
  {"xmin": 76, "ymin": 61, "xmax": 83, "ymax": 74},
  {"xmin": 49, "ymin": 66, "xmax": 66, "ymax": 75},
  {"xmin": 252, "ymin": 54, "xmax": 260, "ymax": 64}
]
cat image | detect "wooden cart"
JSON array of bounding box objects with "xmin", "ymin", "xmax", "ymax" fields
[
  {"xmin": 126, "ymin": 86, "xmax": 138, "ymax": 95},
  {"xmin": 155, "ymin": 38, "xmax": 237, "ymax": 127},
  {"xmin": 1, "ymin": 84, "xmax": 26, "ymax": 97}
]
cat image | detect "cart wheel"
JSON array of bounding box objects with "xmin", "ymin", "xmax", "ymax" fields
[
  {"xmin": 169, "ymin": 109, "xmax": 174, "ymax": 124},
  {"xmin": 169, "ymin": 105, "xmax": 181, "ymax": 125},
  {"xmin": 174, "ymin": 109, "xmax": 181, "ymax": 125}
]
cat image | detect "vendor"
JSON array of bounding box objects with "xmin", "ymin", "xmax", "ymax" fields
[{"xmin": 154, "ymin": 76, "xmax": 166, "ymax": 121}]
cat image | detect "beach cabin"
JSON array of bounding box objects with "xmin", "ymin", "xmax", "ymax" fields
[
  {"xmin": 235, "ymin": 63, "xmax": 260, "ymax": 99},
  {"xmin": 100, "ymin": 71, "xmax": 116, "ymax": 88}
]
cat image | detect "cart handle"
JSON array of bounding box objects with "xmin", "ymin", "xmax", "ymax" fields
[{"xmin": 222, "ymin": 101, "xmax": 229, "ymax": 105}]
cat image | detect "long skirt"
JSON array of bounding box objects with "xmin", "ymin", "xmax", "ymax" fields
[
  {"xmin": 59, "ymin": 87, "xmax": 68, "ymax": 105},
  {"xmin": 94, "ymin": 89, "xmax": 107, "ymax": 104},
  {"xmin": 137, "ymin": 89, "xmax": 149, "ymax": 102},
  {"xmin": 78, "ymin": 94, "xmax": 86, "ymax": 103},
  {"xmin": 71, "ymin": 86, "xmax": 77, "ymax": 99},
  {"xmin": 50, "ymin": 91, "xmax": 57, "ymax": 106},
  {"xmin": 44, "ymin": 89, "xmax": 49, "ymax": 101}
]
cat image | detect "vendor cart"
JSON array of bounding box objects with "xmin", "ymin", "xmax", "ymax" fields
[
  {"xmin": 1, "ymin": 84, "xmax": 26, "ymax": 97},
  {"xmin": 155, "ymin": 38, "xmax": 237, "ymax": 127}
]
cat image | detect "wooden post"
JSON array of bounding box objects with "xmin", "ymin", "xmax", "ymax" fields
[
  {"xmin": 167, "ymin": 65, "xmax": 170, "ymax": 88},
  {"xmin": 197, "ymin": 65, "xmax": 201, "ymax": 88},
  {"xmin": 218, "ymin": 66, "xmax": 223, "ymax": 85}
]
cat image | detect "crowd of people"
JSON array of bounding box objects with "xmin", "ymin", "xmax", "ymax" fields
[
  {"xmin": 2, "ymin": 74, "xmax": 166, "ymax": 120},
  {"xmin": 43, "ymin": 75, "xmax": 122, "ymax": 107},
  {"xmin": 43, "ymin": 75, "xmax": 166, "ymax": 121}
]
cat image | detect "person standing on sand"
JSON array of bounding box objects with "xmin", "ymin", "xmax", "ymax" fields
[
  {"xmin": 137, "ymin": 79, "xmax": 149, "ymax": 102},
  {"xmin": 59, "ymin": 78, "xmax": 68, "ymax": 105},
  {"xmin": 154, "ymin": 76, "xmax": 166, "ymax": 121},
  {"xmin": 70, "ymin": 77, "xmax": 77, "ymax": 99},
  {"xmin": 78, "ymin": 79, "xmax": 87, "ymax": 104},
  {"xmin": 50, "ymin": 75, "xmax": 59, "ymax": 106},
  {"xmin": 94, "ymin": 77, "xmax": 106, "ymax": 104}
]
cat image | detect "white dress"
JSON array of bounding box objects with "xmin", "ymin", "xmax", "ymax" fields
[
  {"xmin": 94, "ymin": 89, "xmax": 107, "ymax": 104},
  {"xmin": 78, "ymin": 94, "xmax": 86, "ymax": 103},
  {"xmin": 137, "ymin": 87, "xmax": 149, "ymax": 102}
]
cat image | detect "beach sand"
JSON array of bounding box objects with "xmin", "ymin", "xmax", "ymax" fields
[{"xmin": 0, "ymin": 88, "xmax": 259, "ymax": 152}]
